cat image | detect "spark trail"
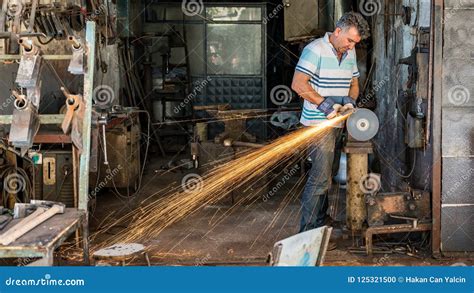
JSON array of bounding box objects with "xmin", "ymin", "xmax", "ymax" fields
[{"xmin": 97, "ymin": 114, "xmax": 351, "ymax": 247}]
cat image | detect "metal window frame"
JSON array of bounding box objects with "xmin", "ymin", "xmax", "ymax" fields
[{"xmin": 144, "ymin": 2, "xmax": 267, "ymax": 109}]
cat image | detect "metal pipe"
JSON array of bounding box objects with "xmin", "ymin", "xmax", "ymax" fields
[
  {"xmin": 18, "ymin": 38, "xmax": 33, "ymax": 51},
  {"xmin": 223, "ymin": 139, "xmax": 265, "ymax": 148}
]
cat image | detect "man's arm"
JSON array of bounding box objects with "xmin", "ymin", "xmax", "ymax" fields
[
  {"xmin": 291, "ymin": 71, "xmax": 325, "ymax": 105},
  {"xmin": 348, "ymin": 77, "xmax": 359, "ymax": 100}
]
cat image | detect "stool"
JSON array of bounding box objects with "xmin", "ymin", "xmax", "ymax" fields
[{"xmin": 92, "ymin": 243, "xmax": 151, "ymax": 266}]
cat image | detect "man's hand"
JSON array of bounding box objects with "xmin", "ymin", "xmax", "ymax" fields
[
  {"xmin": 340, "ymin": 96, "xmax": 356, "ymax": 113},
  {"xmin": 317, "ymin": 98, "xmax": 342, "ymax": 119}
]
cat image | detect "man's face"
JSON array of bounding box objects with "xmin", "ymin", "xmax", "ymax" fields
[{"xmin": 332, "ymin": 26, "xmax": 361, "ymax": 54}]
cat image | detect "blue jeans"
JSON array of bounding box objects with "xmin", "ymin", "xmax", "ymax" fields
[{"xmin": 300, "ymin": 127, "xmax": 343, "ymax": 232}]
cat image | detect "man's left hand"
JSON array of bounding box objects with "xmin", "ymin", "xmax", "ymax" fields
[
  {"xmin": 341, "ymin": 96, "xmax": 356, "ymax": 107},
  {"xmin": 340, "ymin": 96, "xmax": 356, "ymax": 113}
]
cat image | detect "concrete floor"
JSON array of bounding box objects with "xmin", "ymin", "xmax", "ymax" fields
[{"xmin": 86, "ymin": 154, "xmax": 473, "ymax": 267}]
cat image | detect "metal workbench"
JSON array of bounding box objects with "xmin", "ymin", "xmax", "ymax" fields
[{"xmin": 0, "ymin": 209, "xmax": 87, "ymax": 266}]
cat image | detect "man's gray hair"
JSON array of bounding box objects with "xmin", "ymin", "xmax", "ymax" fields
[{"xmin": 336, "ymin": 12, "xmax": 370, "ymax": 40}]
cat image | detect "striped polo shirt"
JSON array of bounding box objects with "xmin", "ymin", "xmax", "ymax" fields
[{"xmin": 296, "ymin": 32, "xmax": 360, "ymax": 126}]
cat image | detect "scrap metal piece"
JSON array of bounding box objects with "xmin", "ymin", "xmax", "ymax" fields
[
  {"xmin": 67, "ymin": 37, "xmax": 85, "ymax": 75},
  {"xmin": 366, "ymin": 190, "xmax": 431, "ymax": 227},
  {"xmin": 93, "ymin": 243, "xmax": 150, "ymax": 266},
  {"xmin": 347, "ymin": 109, "xmax": 379, "ymax": 142},
  {"xmin": 269, "ymin": 226, "xmax": 332, "ymax": 266},
  {"xmin": 60, "ymin": 88, "xmax": 84, "ymax": 153},
  {"xmin": 364, "ymin": 223, "xmax": 432, "ymax": 255},
  {"xmin": 15, "ymin": 41, "xmax": 42, "ymax": 88},
  {"xmin": 8, "ymin": 92, "xmax": 39, "ymax": 154}
]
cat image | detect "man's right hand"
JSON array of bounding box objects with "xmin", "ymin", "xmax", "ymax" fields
[{"xmin": 317, "ymin": 97, "xmax": 342, "ymax": 119}]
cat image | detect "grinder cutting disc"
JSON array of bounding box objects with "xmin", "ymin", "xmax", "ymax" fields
[{"xmin": 347, "ymin": 109, "xmax": 379, "ymax": 141}]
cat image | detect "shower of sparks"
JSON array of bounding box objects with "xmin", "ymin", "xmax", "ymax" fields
[{"xmin": 90, "ymin": 114, "xmax": 351, "ymax": 250}]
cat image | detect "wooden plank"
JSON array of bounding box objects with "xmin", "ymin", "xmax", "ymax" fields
[{"xmin": 0, "ymin": 209, "xmax": 82, "ymax": 249}]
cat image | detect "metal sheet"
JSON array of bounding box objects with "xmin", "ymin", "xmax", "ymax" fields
[
  {"xmin": 442, "ymin": 157, "xmax": 474, "ymax": 204},
  {"xmin": 78, "ymin": 22, "xmax": 96, "ymax": 213},
  {"xmin": 366, "ymin": 191, "xmax": 431, "ymax": 227},
  {"xmin": 0, "ymin": 114, "xmax": 65, "ymax": 125},
  {"xmin": 283, "ymin": 0, "xmax": 321, "ymax": 41},
  {"xmin": 441, "ymin": 205, "xmax": 474, "ymax": 252},
  {"xmin": 444, "ymin": 0, "xmax": 474, "ymax": 8},
  {"xmin": 270, "ymin": 226, "xmax": 332, "ymax": 266},
  {"xmin": 442, "ymin": 59, "xmax": 474, "ymax": 107},
  {"xmin": 441, "ymin": 108, "xmax": 474, "ymax": 157},
  {"xmin": 8, "ymin": 102, "xmax": 39, "ymax": 151}
]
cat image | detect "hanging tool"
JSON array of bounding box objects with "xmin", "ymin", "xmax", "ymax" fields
[
  {"xmin": 67, "ymin": 36, "xmax": 85, "ymax": 74},
  {"xmin": 60, "ymin": 87, "xmax": 85, "ymax": 153},
  {"xmin": 98, "ymin": 113, "xmax": 109, "ymax": 165}
]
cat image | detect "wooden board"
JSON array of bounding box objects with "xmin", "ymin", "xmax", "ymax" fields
[{"xmin": 0, "ymin": 208, "xmax": 83, "ymax": 254}]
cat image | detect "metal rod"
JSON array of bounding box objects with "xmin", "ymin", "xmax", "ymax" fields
[
  {"xmin": 0, "ymin": 54, "xmax": 72, "ymax": 60},
  {"xmin": 101, "ymin": 124, "xmax": 109, "ymax": 165},
  {"xmin": 0, "ymin": 114, "xmax": 65, "ymax": 125}
]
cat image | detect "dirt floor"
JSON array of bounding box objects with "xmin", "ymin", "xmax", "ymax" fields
[{"xmin": 79, "ymin": 154, "xmax": 473, "ymax": 267}]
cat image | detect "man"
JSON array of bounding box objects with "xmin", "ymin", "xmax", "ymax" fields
[{"xmin": 291, "ymin": 12, "xmax": 370, "ymax": 242}]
